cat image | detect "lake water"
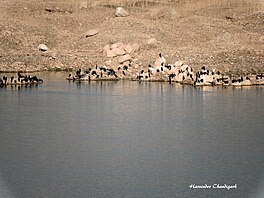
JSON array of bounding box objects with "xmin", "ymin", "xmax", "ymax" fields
[{"xmin": 0, "ymin": 72, "xmax": 263, "ymax": 198}]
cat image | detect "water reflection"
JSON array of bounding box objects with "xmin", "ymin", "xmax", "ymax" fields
[{"xmin": 0, "ymin": 72, "xmax": 263, "ymax": 198}]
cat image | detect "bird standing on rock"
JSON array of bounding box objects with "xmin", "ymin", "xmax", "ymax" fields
[{"xmin": 154, "ymin": 53, "xmax": 166, "ymax": 68}]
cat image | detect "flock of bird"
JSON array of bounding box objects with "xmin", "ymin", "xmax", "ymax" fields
[
  {"xmin": 67, "ymin": 53, "xmax": 264, "ymax": 86},
  {"xmin": 0, "ymin": 72, "xmax": 43, "ymax": 87},
  {"xmin": 1, "ymin": 54, "xmax": 263, "ymax": 87}
]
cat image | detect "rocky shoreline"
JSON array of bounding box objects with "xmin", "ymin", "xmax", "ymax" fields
[
  {"xmin": 1, "ymin": 51, "xmax": 264, "ymax": 87},
  {"xmin": 64, "ymin": 54, "xmax": 264, "ymax": 86}
]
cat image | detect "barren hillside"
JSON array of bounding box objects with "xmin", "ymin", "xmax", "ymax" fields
[{"xmin": 0, "ymin": 0, "xmax": 263, "ymax": 74}]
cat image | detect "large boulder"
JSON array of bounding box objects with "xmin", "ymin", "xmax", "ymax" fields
[{"xmin": 115, "ymin": 7, "xmax": 129, "ymax": 17}]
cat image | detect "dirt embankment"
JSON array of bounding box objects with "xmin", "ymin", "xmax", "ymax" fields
[{"xmin": 0, "ymin": 0, "xmax": 263, "ymax": 75}]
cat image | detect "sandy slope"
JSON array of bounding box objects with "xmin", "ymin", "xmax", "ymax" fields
[{"xmin": 0, "ymin": 0, "xmax": 263, "ymax": 74}]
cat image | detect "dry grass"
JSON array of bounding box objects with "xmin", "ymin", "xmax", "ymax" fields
[
  {"xmin": 40, "ymin": 0, "xmax": 264, "ymax": 17},
  {"xmin": 62, "ymin": 0, "xmax": 264, "ymax": 13}
]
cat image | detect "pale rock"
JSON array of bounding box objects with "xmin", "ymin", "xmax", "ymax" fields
[
  {"xmin": 118, "ymin": 44, "xmax": 126, "ymax": 50},
  {"xmin": 174, "ymin": 61, "xmax": 184, "ymax": 67},
  {"xmin": 132, "ymin": 63, "xmax": 139, "ymax": 69},
  {"xmin": 106, "ymin": 49, "xmax": 116, "ymax": 58},
  {"xmin": 132, "ymin": 43, "xmax": 140, "ymax": 53},
  {"xmin": 147, "ymin": 38, "xmax": 157, "ymax": 45},
  {"xmin": 103, "ymin": 44, "xmax": 110, "ymax": 51},
  {"xmin": 110, "ymin": 42, "xmax": 123, "ymax": 50},
  {"xmin": 180, "ymin": 64, "xmax": 189, "ymax": 71},
  {"xmin": 79, "ymin": 1, "xmax": 88, "ymax": 9},
  {"xmin": 259, "ymin": 35, "xmax": 264, "ymax": 43},
  {"xmin": 115, "ymin": 7, "xmax": 129, "ymax": 17},
  {"xmin": 38, "ymin": 44, "xmax": 48, "ymax": 51},
  {"xmin": 91, "ymin": 1, "xmax": 100, "ymax": 8},
  {"xmin": 118, "ymin": 54, "xmax": 132, "ymax": 63},
  {"xmin": 148, "ymin": 7, "xmax": 180, "ymax": 20},
  {"xmin": 124, "ymin": 44, "xmax": 133, "ymax": 54},
  {"xmin": 154, "ymin": 54, "xmax": 166, "ymax": 68},
  {"xmin": 105, "ymin": 60, "xmax": 112, "ymax": 65},
  {"xmin": 55, "ymin": 65, "xmax": 62, "ymax": 70},
  {"xmin": 86, "ymin": 29, "xmax": 99, "ymax": 37},
  {"xmin": 132, "ymin": 58, "xmax": 139, "ymax": 63},
  {"xmin": 113, "ymin": 47, "xmax": 126, "ymax": 56},
  {"xmin": 154, "ymin": 58, "xmax": 162, "ymax": 68},
  {"xmin": 122, "ymin": 61, "xmax": 131, "ymax": 66}
]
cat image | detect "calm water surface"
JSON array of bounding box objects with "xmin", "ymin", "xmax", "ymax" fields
[{"xmin": 0, "ymin": 72, "xmax": 263, "ymax": 198}]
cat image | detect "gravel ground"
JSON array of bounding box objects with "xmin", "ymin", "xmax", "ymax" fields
[{"xmin": 0, "ymin": 0, "xmax": 263, "ymax": 74}]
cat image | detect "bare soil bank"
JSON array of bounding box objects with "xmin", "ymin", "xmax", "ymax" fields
[{"xmin": 0, "ymin": 0, "xmax": 263, "ymax": 75}]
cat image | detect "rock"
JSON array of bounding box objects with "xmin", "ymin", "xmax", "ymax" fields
[
  {"xmin": 115, "ymin": 7, "xmax": 129, "ymax": 17},
  {"xmin": 106, "ymin": 49, "xmax": 116, "ymax": 58},
  {"xmin": 45, "ymin": 7, "xmax": 73, "ymax": 13},
  {"xmin": 110, "ymin": 42, "xmax": 123, "ymax": 50},
  {"xmin": 105, "ymin": 60, "xmax": 112, "ymax": 65},
  {"xmin": 55, "ymin": 65, "xmax": 62, "ymax": 70},
  {"xmin": 132, "ymin": 43, "xmax": 140, "ymax": 53},
  {"xmin": 38, "ymin": 44, "xmax": 48, "ymax": 51},
  {"xmin": 113, "ymin": 47, "xmax": 126, "ymax": 56},
  {"xmin": 147, "ymin": 38, "xmax": 157, "ymax": 45},
  {"xmin": 91, "ymin": 1, "xmax": 100, "ymax": 8},
  {"xmin": 225, "ymin": 16, "xmax": 234, "ymax": 20},
  {"xmin": 148, "ymin": 7, "xmax": 180, "ymax": 20},
  {"xmin": 118, "ymin": 54, "xmax": 132, "ymax": 63},
  {"xmin": 86, "ymin": 29, "xmax": 99, "ymax": 37},
  {"xmin": 122, "ymin": 61, "xmax": 131, "ymax": 66},
  {"xmin": 259, "ymin": 35, "xmax": 264, "ymax": 43},
  {"xmin": 154, "ymin": 58, "xmax": 162, "ymax": 68},
  {"xmin": 132, "ymin": 63, "xmax": 139, "ymax": 69},
  {"xmin": 124, "ymin": 44, "xmax": 133, "ymax": 54},
  {"xmin": 103, "ymin": 44, "xmax": 110, "ymax": 52},
  {"xmin": 174, "ymin": 61, "xmax": 183, "ymax": 67},
  {"xmin": 79, "ymin": 1, "xmax": 88, "ymax": 9}
]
